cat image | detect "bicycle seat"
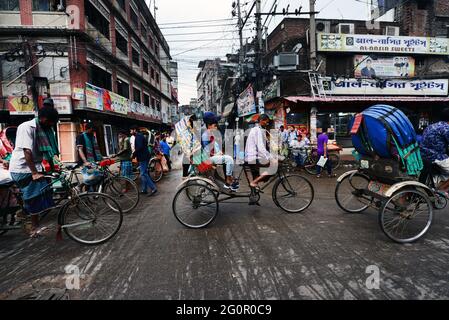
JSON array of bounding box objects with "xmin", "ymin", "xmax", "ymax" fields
[
  {"xmin": 65, "ymin": 163, "xmax": 79, "ymax": 171},
  {"xmin": 0, "ymin": 181, "xmax": 15, "ymax": 189}
]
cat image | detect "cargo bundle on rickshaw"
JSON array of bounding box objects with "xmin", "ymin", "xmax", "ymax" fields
[{"xmin": 350, "ymin": 104, "xmax": 423, "ymax": 183}]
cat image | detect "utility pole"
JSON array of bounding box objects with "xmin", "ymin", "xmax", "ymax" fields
[
  {"xmin": 237, "ymin": 0, "xmax": 244, "ymax": 77},
  {"xmin": 309, "ymin": 0, "xmax": 317, "ymax": 70},
  {"xmin": 256, "ymin": 0, "xmax": 263, "ymax": 69},
  {"xmin": 21, "ymin": 37, "xmax": 39, "ymax": 112}
]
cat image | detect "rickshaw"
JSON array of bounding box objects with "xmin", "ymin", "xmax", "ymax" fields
[
  {"xmin": 171, "ymin": 117, "xmax": 315, "ymax": 229},
  {"xmin": 334, "ymin": 105, "xmax": 445, "ymax": 244}
]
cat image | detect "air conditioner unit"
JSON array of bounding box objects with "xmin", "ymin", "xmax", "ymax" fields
[
  {"xmin": 385, "ymin": 26, "xmax": 400, "ymax": 36},
  {"xmin": 274, "ymin": 53, "xmax": 299, "ymax": 71},
  {"xmin": 338, "ymin": 23, "xmax": 355, "ymax": 34},
  {"xmin": 316, "ymin": 21, "xmax": 331, "ymax": 33}
]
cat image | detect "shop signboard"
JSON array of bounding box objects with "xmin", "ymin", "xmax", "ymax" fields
[
  {"xmin": 109, "ymin": 92, "xmax": 129, "ymax": 114},
  {"xmin": 354, "ymin": 55, "xmax": 415, "ymax": 78},
  {"xmin": 8, "ymin": 95, "xmax": 35, "ymax": 115},
  {"xmin": 72, "ymin": 88, "xmax": 85, "ymax": 101},
  {"xmin": 322, "ymin": 78, "xmax": 449, "ymax": 96},
  {"xmin": 52, "ymin": 96, "xmax": 72, "ymax": 115},
  {"xmin": 263, "ymin": 80, "xmax": 280, "ymax": 101},
  {"xmin": 85, "ymin": 83, "xmax": 104, "ymax": 111},
  {"xmin": 237, "ymin": 84, "xmax": 257, "ymax": 117},
  {"xmin": 318, "ymin": 33, "xmax": 449, "ymax": 55}
]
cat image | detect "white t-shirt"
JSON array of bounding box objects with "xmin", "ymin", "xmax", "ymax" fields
[
  {"xmin": 9, "ymin": 119, "xmax": 43, "ymax": 174},
  {"xmin": 130, "ymin": 135, "xmax": 136, "ymax": 153}
]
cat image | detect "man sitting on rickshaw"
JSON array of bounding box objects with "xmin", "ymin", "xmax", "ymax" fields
[
  {"xmin": 420, "ymin": 107, "xmax": 449, "ymax": 194},
  {"xmin": 245, "ymin": 114, "xmax": 278, "ymax": 188},
  {"xmin": 201, "ymin": 112, "xmax": 239, "ymax": 191}
]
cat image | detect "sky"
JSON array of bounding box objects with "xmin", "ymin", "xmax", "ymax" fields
[{"xmin": 147, "ymin": 0, "xmax": 394, "ymax": 105}]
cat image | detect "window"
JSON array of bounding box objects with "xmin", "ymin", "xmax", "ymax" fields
[
  {"xmin": 144, "ymin": 93, "xmax": 150, "ymax": 107},
  {"xmin": 155, "ymin": 73, "xmax": 159, "ymax": 84},
  {"xmin": 116, "ymin": 79, "xmax": 129, "ymax": 98},
  {"xmin": 141, "ymin": 25, "xmax": 147, "ymax": 39},
  {"xmin": 417, "ymin": 0, "xmax": 428, "ymax": 10},
  {"xmin": 143, "ymin": 59, "xmax": 149, "ymax": 74},
  {"xmin": 156, "ymin": 100, "xmax": 161, "ymax": 112},
  {"xmin": 0, "ymin": 0, "xmax": 19, "ymax": 10},
  {"xmin": 149, "ymin": 36, "xmax": 154, "ymax": 49},
  {"xmin": 130, "ymin": 9, "xmax": 138, "ymax": 28},
  {"xmin": 133, "ymin": 87, "xmax": 141, "ymax": 103},
  {"xmin": 85, "ymin": 1, "xmax": 110, "ymax": 39},
  {"xmin": 116, "ymin": 0, "xmax": 125, "ymax": 10},
  {"xmin": 132, "ymin": 46, "xmax": 140, "ymax": 66},
  {"xmin": 33, "ymin": 0, "xmax": 65, "ymax": 11},
  {"xmin": 150, "ymin": 67, "xmax": 155, "ymax": 79},
  {"xmin": 88, "ymin": 63, "xmax": 112, "ymax": 91},
  {"xmin": 151, "ymin": 97, "xmax": 156, "ymax": 107},
  {"xmin": 116, "ymin": 30, "xmax": 128, "ymax": 56}
]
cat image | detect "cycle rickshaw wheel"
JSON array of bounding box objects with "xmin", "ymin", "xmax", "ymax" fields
[
  {"xmin": 59, "ymin": 192, "xmax": 123, "ymax": 245},
  {"xmin": 173, "ymin": 182, "xmax": 219, "ymax": 228},
  {"xmin": 335, "ymin": 173, "xmax": 373, "ymax": 213},
  {"xmin": 272, "ymin": 174, "xmax": 314, "ymax": 213},
  {"xmin": 379, "ymin": 189, "xmax": 433, "ymax": 244}
]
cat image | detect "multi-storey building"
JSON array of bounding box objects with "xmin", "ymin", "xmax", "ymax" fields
[
  {"xmin": 262, "ymin": 0, "xmax": 449, "ymax": 145},
  {"xmin": 0, "ymin": 0, "xmax": 176, "ymax": 161}
]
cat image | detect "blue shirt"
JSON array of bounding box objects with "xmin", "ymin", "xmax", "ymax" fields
[
  {"xmin": 420, "ymin": 122, "xmax": 449, "ymax": 162},
  {"xmin": 160, "ymin": 141, "xmax": 171, "ymax": 155},
  {"xmin": 134, "ymin": 133, "xmax": 150, "ymax": 162}
]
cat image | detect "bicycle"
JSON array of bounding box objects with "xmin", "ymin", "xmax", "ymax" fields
[
  {"xmin": 92, "ymin": 159, "xmax": 140, "ymax": 214},
  {"xmin": 130, "ymin": 154, "xmax": 164, "ymax": 183},
  {"xmin": 0, "ymin": 164, "xmax": 123, "ymax": 245}
]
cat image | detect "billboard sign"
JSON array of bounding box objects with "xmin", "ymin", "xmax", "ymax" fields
[
  {"xmin": 237, "ymin": 84, "xmax": 257, "ymax": 117},
  {"xmin": 354, "ymin": 55, "xmax": 415, "ymax": 78},
  {"xmin": 322, "ymin": 78, "xmax": 449, "ymax": 96},
  {"xmin": 318, "ymin": 33, "xmax": 449, "ymax": 55}
]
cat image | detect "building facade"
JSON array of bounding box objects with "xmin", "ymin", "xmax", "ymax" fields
[
  {"xmin": 262, "ymin": 0, "xmax": 449, "ymax": 145},
  {"xmin": 0, "ymin": 0, "xmax": 177, "ymax": 161}
]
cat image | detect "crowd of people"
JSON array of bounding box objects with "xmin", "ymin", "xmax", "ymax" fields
[
  {"xmin": 0, "ymin": 99, "xmax": 176, "ymax": 236},
  {"xmin": 5, "ymin": 103, "xmax": 449, "ymax": 235}
]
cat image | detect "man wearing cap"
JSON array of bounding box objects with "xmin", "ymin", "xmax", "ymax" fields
[{"xmin": 202, "ymin": 112, "xmax": 239, "ymax": 191}]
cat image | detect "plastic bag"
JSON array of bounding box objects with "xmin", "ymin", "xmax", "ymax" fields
[
  {"xmin": 160, "ymin": 156, "xmax": 169, "ymax": 173},
  {"xmin": 317, "ymin": 156, "xmax": 327, "ymax": 167},
  {"xmin": 81, "ymin": 166, "xmax": 103, "ymax": 186}
]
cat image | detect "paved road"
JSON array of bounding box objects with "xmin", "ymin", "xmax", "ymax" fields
[{"xmin": 1, "ymin": 168, "xmax": 449, "ymax": 299}]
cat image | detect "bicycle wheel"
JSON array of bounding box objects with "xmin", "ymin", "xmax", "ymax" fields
[
  {"xmin": 329, "ymin": 153, "xmax": 341, "ymax": 170},
  {"xmin": 379, "ymin": 189, "xmax": 433, "ymax": 244},
  {"xmin": 303, "ymin": 154, "xmax": 318, "ymax": 175},
  {"xmin": 149, "ymin": 159, "xmax": 163, "ymax": 182},
  {"xmin": 59, "ymin": 192, "xmax": 123, "ymax": 245},
  {"xmin": 104, "ymin": 176, "xmax": 140, "ymax": 213},
  {"xmin": 173, "ymin": 183, "xmax": 218, "ymax": 228},
  {"xmin": 335, "ymin": 172, "xmax": 372, "ymax": 213},
  {"xmin": 272, "ymin": 174, "xmax": 314, "ymax": 213}
]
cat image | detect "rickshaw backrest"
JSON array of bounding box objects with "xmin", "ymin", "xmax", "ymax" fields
[{"xmin": 351, "ymin": 105, "xmax": 423, "ymax": 177}]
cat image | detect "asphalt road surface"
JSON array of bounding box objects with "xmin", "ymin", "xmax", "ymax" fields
[{"xmin": 1, "ymin": 168, "xmax": 449, "ymax": 300}]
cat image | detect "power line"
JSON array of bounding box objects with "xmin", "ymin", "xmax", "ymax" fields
[
  {"xmin": 158, "ymin": 18, "xmax": 235, "ymax": 25},
  {"xmin": 164, "ymin": 29, "xmax": 248, "ymax": 37},
  {"xmin": 168, "ymin": 38, "xmax": 239, "ymax": 43},
  {"xmin": 160, "ymin": 23, "xmax": 236, "ymax": 29}
]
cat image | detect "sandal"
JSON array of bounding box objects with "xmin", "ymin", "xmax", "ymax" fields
[{"xmin": 29, "ymin": 227, "xmax": 50, "ymax": 238}]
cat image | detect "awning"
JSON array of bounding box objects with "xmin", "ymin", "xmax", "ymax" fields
[
  {"xmin": 222, "ymin": 103, "xmax": 235, "ymax": 118},
  {"xmin": 284, "ymin": 96, "xmax": 449, "ymax": 103}
]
